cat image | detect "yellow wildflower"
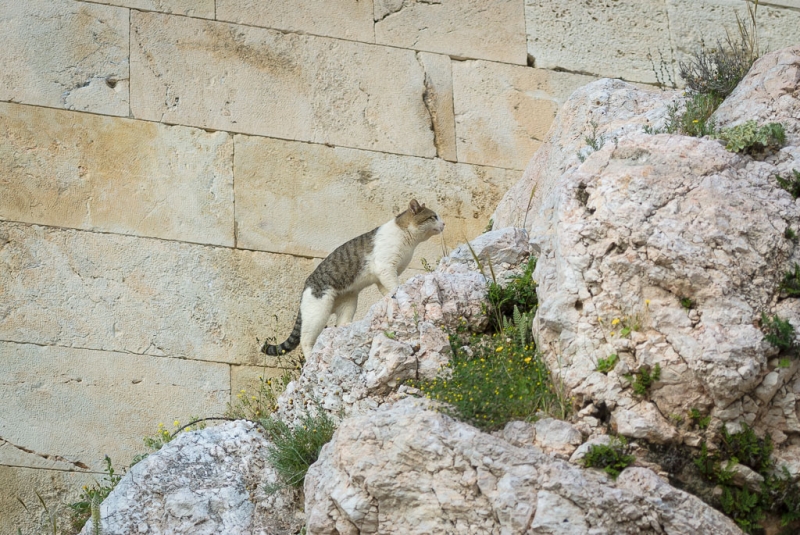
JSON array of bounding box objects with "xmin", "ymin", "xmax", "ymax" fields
[{"xmin": 611, "ymin": 318, "xmax": 620, "ymax": 326}]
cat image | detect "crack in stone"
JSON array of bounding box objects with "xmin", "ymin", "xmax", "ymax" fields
[
  {"xmin": 415, "ymin": 52, "xmax": 441, "ymax": 159},
  {"xmin": 0, "ymin": 435, "xmax": 90, "ymax": 470}
]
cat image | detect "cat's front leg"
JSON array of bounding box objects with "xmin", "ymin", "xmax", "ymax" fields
[{"xmin": 377, "ymin": 270, "xmax": 400, "ymax": 296}]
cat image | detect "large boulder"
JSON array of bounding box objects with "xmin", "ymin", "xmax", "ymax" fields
[
  {"xmin": 304, "ymin": 397, "xmax": 742, "ymax": 535},
  {"xmin": 494, "ymin": 46, "xmax": 800, "ymax": 453}
]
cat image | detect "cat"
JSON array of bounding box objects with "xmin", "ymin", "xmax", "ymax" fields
[{"xmin": 261, "ymin": 199, "xmax": 444, "ymax": 357}]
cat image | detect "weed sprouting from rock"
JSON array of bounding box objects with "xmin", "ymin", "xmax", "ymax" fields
[{"xmin": 581, "ymin": 437, "xmax": 635, "ymax": 479}]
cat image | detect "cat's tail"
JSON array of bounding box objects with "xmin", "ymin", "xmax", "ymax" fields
[{"xmin": 261, "ymin": 309, "xmax": 302, "ymax": 356}]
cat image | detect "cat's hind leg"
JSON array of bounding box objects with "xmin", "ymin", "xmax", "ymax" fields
[
  {"xmin": 299, "ymin": 288, "xmax": 335, "ymax": 356},
  {"xmin": 333, "ymin": 292, "xmax": 358, "ymax": 327}
]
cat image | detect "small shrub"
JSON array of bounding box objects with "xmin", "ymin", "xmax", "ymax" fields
[
  {"xmin": 721, "ymin": 423, "xmax": 774, "ymax": 474},
  {"xmin": 596, "ymin": 354, "xmax": 619, "ymax": 374},
  {"xmin": 680, "ymin": 297, "xmax": 695, "ymax": 310},
  {"xmin": 714, "ymin": 121, "xmax": 786, "ymax": 154},
  {"xmin": 69, "ymin": 456, "xmax": 122, "ymax": 533},
  {"xmin": 485, "ymin": 257, "xmax": 538, "ymax": 332},
  {"xmin": 675, "ymin": 92, "xmax": 721, "ymax": 137},
  {"xmin": 761, "ymin": 313, "xmax": 796, "ymax": 352},
  {"xmin": 780, "ymin": 264, "xmax": 800, "ymax": 297},
  {"xmin": 226, "ymin": 373, "xmax": 293, "ymax": 421},
  {"xmin": 260, "ymin": 408, "xmax": 336, "ymax": 491},
  {"xmin": 786, "ymin": 227, "xmax": 798, "ymax": 241},
  {"xmin": 776, "ymin": 170, "xmax": 800, "ymax": 200},
  {"xmin": 721, "ymin": 486, "xmax": 765, "ymax": 533},
  {"xmin": 581, "ymin": 437, "xmax": 635, "ymax": 479},
  {"xmin": 625, "ymin": 363, "xmax": 661, "ymax": 397}
]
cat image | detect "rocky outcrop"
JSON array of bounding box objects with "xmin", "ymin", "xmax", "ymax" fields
[
  {"xmin": 304, "ymin": 397, "xmax": 742, "ymax": 535},
  {"xmin": 494, "ymin": 46, "xmax": 800, "ymax": 456},
  {"xmin": 80, "ymin": 421, "xmax": 301, "ymax": 535}
]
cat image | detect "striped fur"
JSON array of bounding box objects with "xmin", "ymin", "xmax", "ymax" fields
[{"xmin": 261, "ymin": 199, "xmax": 444, "ymax": 358}]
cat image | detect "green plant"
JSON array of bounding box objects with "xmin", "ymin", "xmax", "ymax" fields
[
  {"xmin": 779, "ymin": 358, "xmax": 792, "ymax": 369},
  {"xmin": 680, "ymin": 297, "xmax": 695, "ymax": 310},
  {"xmin": 780, "ymin": 264, "xmax": 800, "ymax": 297},
  {"xmin": 581, "ymin": 437, "xmax": 635, "ymax": 479},
  {"xmin": 141, "ymin": 417, "xmax": 206, "ymax": 452},
  {"xmin": 259, "ymin": 408, "xmax": 336, "ymax": 491},
  {"xmin": 624, "ymin": 363, "xmax": 661, "ymax": 397},
  {"xmin": 722, "ymin": 486, "xmax": 765, "ymax": 533},
  {"xmin": 714, "ymin": 121, "xmax": 786, "ymax": 154},
  {"xmin": 596, "ymin": 354, "xmax": 619, "ymax": 374},
  {"xmin": 786, "ymin": 227, "xmax": 798, "ymax": 241},
  {"xmin": 776, "ymin": 170, "xmax": 800, "ymax": 199},
  {"xmin": 485, "ymin": 257, "xmax": 538, "ymax": 333},
  {"xmin": 720, "ymin": 423, "xmax": 774, "ymax": 474},
  {"xmin": 689, "ymin": 408, "xmax": 711, "ymax": 429},
  {"xmin": 68, "ymin": 456, "xmax": 122, "ymax": 533},
  {"xmin": 761, "ymin": 313, "xmax": 796, "ymax": 352},
  {"xmin": 421, "ymin": 257, "xmax": 436, "ymax": 272},
  {"xmin": 227, "ymin": 373, "xmax": 293, "ymax": 421},
  {"xmin": 578, "ymin": 122, "xmax": 604, "ymax": 162},
  {"xmin": 674, "ymin": 92, "xmax": 721, "ymax": 137}
]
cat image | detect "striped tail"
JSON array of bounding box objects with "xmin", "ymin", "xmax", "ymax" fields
[{"xmin": 261, "ymin": 309, "xmax": 302, "ymax": 356}]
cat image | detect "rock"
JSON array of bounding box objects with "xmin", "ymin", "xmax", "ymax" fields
[
  {"xmin": 305, "ymin": 398, "xmax": 743, "ymax": 534},
  {"xmin": 502, "ymin": 420, "xmax": 536, "ymax": 448},
  {"xmin": 729, "ymin": 463, "xmax": 765, "ymax": 494},
  {"xmin": 80, "ymin": 421, "xmax": 301, "ymax": 535},
  {"xmin": 532, "ymin": 418, "xmax": 583, "ymax": 459},
  {"xmin": 569, "ymin": 435, "xmax": 613, "ymax": 464}
]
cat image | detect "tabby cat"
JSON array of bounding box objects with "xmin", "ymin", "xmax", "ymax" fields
[{"xmin": 261, "ymin": 199, "xmax": 444, "ymax": 357}]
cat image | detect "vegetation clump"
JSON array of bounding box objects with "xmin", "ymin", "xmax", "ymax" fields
[
  {"xmin": 776, "ymin": 170, "xmax": 800, "ymax": 200},
  {"xmin": 713, "ymin": 121, "xmax": 786, "ymax": 154},
  {"xmin": 624, "ymin": 363, "xmax": 661, "ymax": 397},
  {"xmin": 414, "ymin": 256, "xmax": 568, "ymax": 430},
  {"xmin": 69, "ymin": 456, "xmax": 122, "ymax": 534},
  {"xmin": 780, "ymin": 264, "xmax": 800, "ymax": 297},
  {"xmin": 581, "ymin": 437, "xmax": 635, "ymax": 479},
  {"xmin": 595, "ymin": 353, "xmax": 619, "ymax": 374},
  {"xmin": 761, "ymin": 313, "xmax": 797, "ymax": 353}
]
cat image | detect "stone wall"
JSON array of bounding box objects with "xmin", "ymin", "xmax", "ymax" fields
[{"xmin": 1, "ymin": 0, "xmax": 799, "ymax": 532}]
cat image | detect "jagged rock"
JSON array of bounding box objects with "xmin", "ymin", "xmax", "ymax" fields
[
  {"xmin": 80, "ymin": 421, "xmax": 301, "ymax": 535},
  {"xmin": 532, "ymin": 417, "xmax": 583, "ymax": 459},
  {"xmin": 493, "ymin": 46, "xmax": 800, "ymax": 454},
  {"xmin": 729, "ymin": 463, "xmax": 765, "ymax": 494},
  {"xmin": 305, "ymin": 398, "xmax": 743, "ymax": 535}
]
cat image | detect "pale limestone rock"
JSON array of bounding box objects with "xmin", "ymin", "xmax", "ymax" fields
[
  {"xmin": 525, "ymin": 0, "xmax": 674, "ymax": 84},
  {"xmin": 569, "ymin": 435, "xmax": 613, "ymax": 464},
  {"xmin": 79, "ymin": 421, "xmax": 301, "ymax": 535},
  {"xmin": 0, "ymin": 466, "xmax": 95, "ymax": 535},
  {"xmin": 130, "ymin": 11, "xmax": 437, "ymax": 158},
  {"xmin": 374, "ymin": 0, "xmax": 527, "ymax": 65},
  {"xmin": 233, "ymin": 134, "xmax": 516, "ymax": 266},
  {"xmin": 0, "ymin": 102, "xmax": 234, "ymax": 246},
  {"xmin": 81, "ymin": 0, "xmax": 215, "ymax": 17},
  {"xmin": 217, "ymin": 0, "xmax": 373, "ymax": 41},
  {"xmin": 0, "ymin": 342, "xmax": 228, "ymax": 473},
  {"xmin": 0, "ymin": 222, "xmax": 313, "ymax": 365},
  {"xmin": 0, "ymin": 0, "xmax": 129, "ymax": 115},
  {"xmin": 503, "ymin": 420, "xmax": 536, "ymax": 447},
  {"xmin": 533, "ymin": 418, "xmax": 584, "ymax": 459},
  {"xmin": 729, "ymin": 463, "xmax": 765, "ymax": 493},
  {"xmin": 440, "ymin": 227, "xmax": 532, "ymax": 273},
  {"xmin": 713, "ymin": 44, "xmax": 800, "ymax": 144},
  {"xmin": 492, "ymin": 79, "xmax": 674, "ymax": 229},
  {"xmin": 416, "ymin": 51, "xmax": 458, "ymax": 161},
  {"xmin": 668, "ymin": 1, "xmax": 800, "ymax": 72},
  {"xmin": 613, "ymin": 404, "xmax": 679, "ymax": 444},
  {"xmin": 305, "ymin": 398, "xmax": 743, "ymax": 534},
  {"xmin": 453, "ymin": 60, "xmax": 595, "ymax": 170}
]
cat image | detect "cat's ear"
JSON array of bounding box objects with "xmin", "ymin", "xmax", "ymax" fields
[{"xmin": 409, "ymin": 199, "xmax": 422, "ymax": 214}]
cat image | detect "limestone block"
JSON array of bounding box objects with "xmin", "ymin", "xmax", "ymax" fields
[
  {"xmin": 233, "ymin": 134, "xmax": 517, "ymax": 266},
  {"xmin": 0, "ymin": 466, "xmax": 95, "ymax": 535},
  {"xmin": 453, "ymin": 60, "xmax": 595, "ymax": 170},
  {"xmin": 374, "ymin": 0, "xmax": 527, "ymax": 65},
  {"xmin": 0, "ymin": 341, "xmax": 229, "ymax": 472},
  {"xmin": 453, "ymin": 61, "xmax": 593, "ymax": 169},
  {"xmin": 0, "ymin": 103, "xmax": 234, "ymax": 247},
  {"xmin": 86, "ymin": 0, "xmax": 214, "ymax": 17},
  {"xmin": 667, "ymin": 0, "xmax": 800, "ymax": 68},
  {"xmin": 0, "ymin": 222, "xmax": 313, "ymax": 364},
  {"xmin": 217, "ymin": 0, "xmax": 374, "ymax": 42},
  {"xmin": 131, "ymin": 11, "xmax": 437, "ymax": 158},
  {"xmin": 417, "ymin": 52, "xmax": 457, "ymax": 161},
  {"xmin": 0, "ymin": 0, "xmax": 129, "ymax": 115},
  {"xmin": 525, "ymin": 0, "xmax": 674, "ymax": 84}
]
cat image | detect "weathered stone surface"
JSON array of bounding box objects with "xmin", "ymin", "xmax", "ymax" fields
[
  {"xmin": 374, "ymin": 0, "xmax": 526, "ymax": 64},
  {"xmin": 233, "ymin": 134, "xmax": 516, "ymax": 265},
  {"xmin": 0, "ymin": 222, "xmax": 313, "ymax": 365},
  {"xmin": 713, "ymin": 44, "xmax": 800, "ymax": 143},
  {"xmin": 417, "ymin": 52, "xmax": 457, "ymax": 162},
  {"xmin": 453, "ymin": 60, "xmax": 595, "ymax": 169},
  {"xmin": 0, "ymin": 465, "xmax": 95, "ymax": 535},
  {"xmin": 492, "ymin": 79, "xmax": 673, "ymax": 229},
  {"xmin": 525, "ymin": 0, "xmax": 674, "ymax": 84},
  {"xmin": 217, "ymin": 0, "xmax": 373, "ymax": 42},
  {"xmin": 131, "ymin": 11, "xmax": 437, "ymax": 158},
  {"xmin": 305, "ymin": 398, "xmax": 744, "ymax": 534},
  {"xmin": 85, "ymin": 0, "xmax": 215, "ymax": 17},
  {"xmin": 80, "ymin": 421, "xmax": 302, "ymax": 535},
  {"xmin": 0, "ymin": 0, "xmax": 129, "ymax": 115},
  {"xmin": 533, "ymin": 417, "xmax": 584, "ymax": 459},
  {"xmin": 0, "ymin": 102, "xmax": 234, "ymax": 246},
  {"xmin": 668, "ymin": 0, "xmax": 800, "ymax": 71},
  {"xmin": 0, "ymin": 341, "xmax": 228, "ymax": 473}
]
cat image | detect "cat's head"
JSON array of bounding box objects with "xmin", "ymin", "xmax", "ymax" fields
[{"xmin": 397, "ymin": 199, "xmax": 445, "ymax": 241}]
